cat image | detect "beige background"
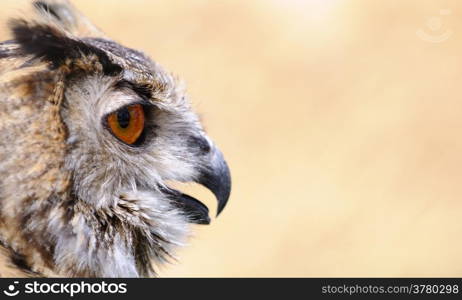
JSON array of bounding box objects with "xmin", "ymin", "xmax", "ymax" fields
[{"xmin": 1, "ymin": 0, "xmax": 462, "ymax": 277}]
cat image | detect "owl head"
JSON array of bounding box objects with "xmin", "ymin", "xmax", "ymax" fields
[{"xmin": 0, "ymin": 0, "xmax": 231, "ymax": 277}]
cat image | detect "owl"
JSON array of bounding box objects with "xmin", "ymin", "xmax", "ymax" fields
[{"xmin": 0, "ymin": 0, "xmax": 231, "ymax": 277}]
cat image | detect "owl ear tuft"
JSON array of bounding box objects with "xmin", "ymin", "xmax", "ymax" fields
[
  {"xmin": 10, "ymin": 19, "xmax": 73, "ymax": 67},
  {"xmin": 32, "ymin": 0, "xmax": 104, "ymax": 38},
  {"xmin": 9, "ymin": 19, "xmax": 122, "ymax": 76},
  {"xmin": 34, "ymin": 1, "xmax": 67, "ymax": 23}
]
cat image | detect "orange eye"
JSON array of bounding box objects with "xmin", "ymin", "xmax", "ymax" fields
[{"xmin": 107, "ymin": 104, "xmax": 145, "ymax": 145}]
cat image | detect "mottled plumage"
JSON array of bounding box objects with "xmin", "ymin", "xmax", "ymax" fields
[{"xmin": 0, "ymin": 0, "xmax": 231, "ymax": 277}]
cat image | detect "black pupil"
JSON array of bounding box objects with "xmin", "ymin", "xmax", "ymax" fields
[{"xmin": 117, "ymin": 108, "xmax": 131, "ymax": 128}]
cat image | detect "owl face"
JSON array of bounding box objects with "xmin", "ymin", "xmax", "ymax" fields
[
  {"xmin": 0, "ymin": 1, "xmax": 230, "ymax": 277},
  {"xmin": 60, "ymin": 41, "xmax": 229, "ymax": 221}
]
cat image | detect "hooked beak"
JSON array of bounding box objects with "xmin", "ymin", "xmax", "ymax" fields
[{"xmin": 165, "ymin": 146, "xmax": 231, "ymax": 225}]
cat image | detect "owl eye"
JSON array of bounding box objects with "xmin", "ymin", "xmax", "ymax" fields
[{"xmin": 107, "ymin": 104, "xmax": 145, "ymax": 145}]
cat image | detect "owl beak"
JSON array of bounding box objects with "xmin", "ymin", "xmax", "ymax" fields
[
  {"xmin": 165, "ymin": 188, "xmax": 212, "ymax": 225},
  {"xmin": 165, "ymin": 146, "xmax": 231, "ymax": 225},
  {"xmin": 197, "ymin": 147, "xmax": 231, "ymax": 217}
]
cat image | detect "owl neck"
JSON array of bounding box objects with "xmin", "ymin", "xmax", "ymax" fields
[{"xmin": 0, "ymin": 192, "xmax": 159, "ymax": 277}]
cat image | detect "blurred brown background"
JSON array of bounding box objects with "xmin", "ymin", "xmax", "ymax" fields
[{"xmin": 2, "ymin": 0, "xmax": 462, "ymax": 277}]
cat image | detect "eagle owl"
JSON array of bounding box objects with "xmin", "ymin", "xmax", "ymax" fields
[{"xmin": 0, "ymin": 0, "xmax": 231, "ymax": 277}]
